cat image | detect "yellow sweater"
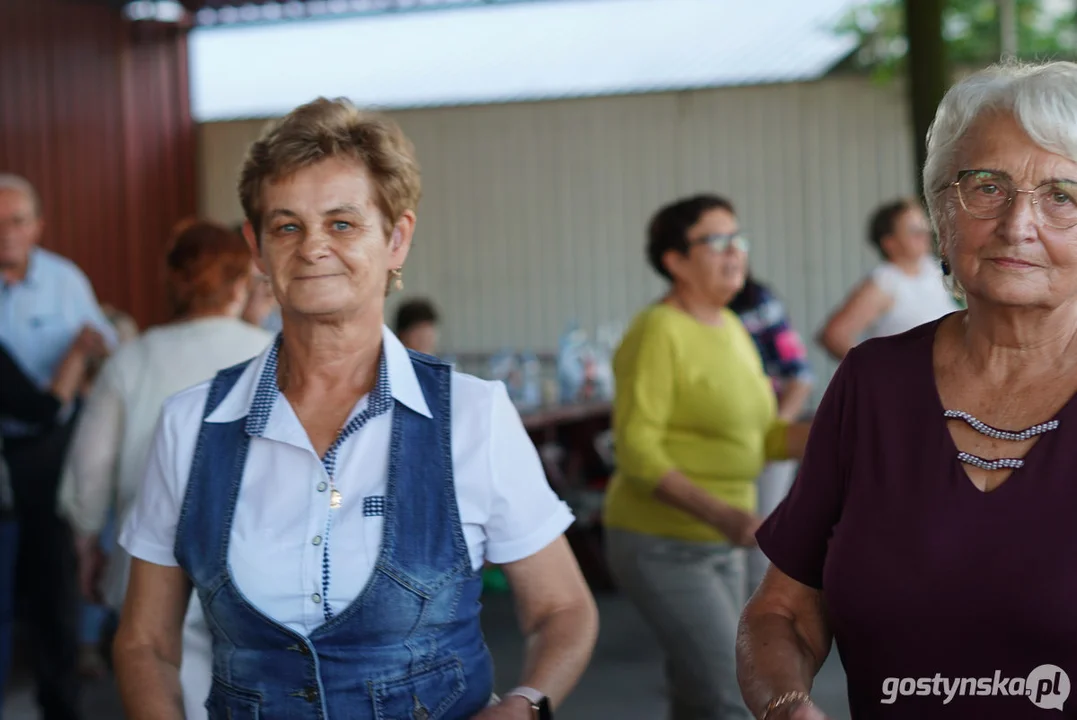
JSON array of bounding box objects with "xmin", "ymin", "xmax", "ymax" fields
[{"xmin": 604, "ymin": 303, "xmax": 789, "ymax": 543}]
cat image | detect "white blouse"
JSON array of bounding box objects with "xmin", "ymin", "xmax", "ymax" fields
[
  {"xmin": 119, "ymin": 326, "xmax": 574, "ymax": 636},
  {"xmin": 60, "ymin": 316, "xmax": 275, "ymax": 610},
  {"xmin": 867, "ymin": 256, "xmax": 959, "ymax": 340}
]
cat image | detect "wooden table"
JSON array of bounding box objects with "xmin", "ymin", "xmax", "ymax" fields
[
  {"xmin": 520, "ymin": 401, "xmax": 616, "ymax": 591},
  {"xmin": 520, "ymin": 401, "xmax": 611, "ymax": 492}
]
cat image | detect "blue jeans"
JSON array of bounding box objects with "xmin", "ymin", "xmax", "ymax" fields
[{"xmin": 0, "ymin": 518, "xmax": 18, "ymax": 718}]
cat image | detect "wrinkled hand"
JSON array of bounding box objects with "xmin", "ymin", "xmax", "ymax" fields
[
  {"xmin": 73, "ymin": 326, "xmax": 109, "ymax": 360},
  {"xmin": 714, "ymin": 507, "xmax": 762, "ymax": 547},
  {"xmin": 787, "ymin": 702, "xmax": 832, "ymax": 720},
  {"xmin": 470, "ymin": 695, "xmax": 532, "ymax": 720},
  {"xmin": 75, "ymin": 534, "xmax": 106, "ymax": 604}
]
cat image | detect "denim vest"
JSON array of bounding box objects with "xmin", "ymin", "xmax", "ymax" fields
[{"xmin": 174, "ymin": 353, "xmax": 494, "ymax": 720}]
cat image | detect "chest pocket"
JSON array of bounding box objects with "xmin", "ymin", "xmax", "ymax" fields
[
  {"xmin": 371, "ymin": 656, "xmax": 466, "ymax": 720},
  {"xmin": 205, "ymin": 678, "xmax": 261, "ymax": 720}
]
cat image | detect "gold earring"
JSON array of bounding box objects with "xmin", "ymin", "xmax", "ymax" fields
[{"xmin": 390, "ymin": 267, "xmax": 404, "ymax": 291}]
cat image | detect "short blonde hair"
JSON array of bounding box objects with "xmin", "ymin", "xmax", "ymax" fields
[{"xmin": 238, "ymin": 97, "xmax": 422, "ymax": 237}]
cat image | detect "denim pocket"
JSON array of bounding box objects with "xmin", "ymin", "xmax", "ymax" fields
[
  {"xmin": 371, "ymin": 656, "xmax": 466, "ymax": 720},
  {"xmin": 205, "ymin": 678, "xmax": 262, "ymax": 720}
]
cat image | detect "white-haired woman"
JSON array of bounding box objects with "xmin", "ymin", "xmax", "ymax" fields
[{"xmin": 736, "ymin": 60, "xmax": 1077, "ymax": 720}]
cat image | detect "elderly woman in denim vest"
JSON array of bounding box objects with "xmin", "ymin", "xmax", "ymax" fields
[
  {"xmin": 738, "ymin": 61, "xmax": 1077, "ymax": 720},
  {"xmin": 113, "ymin": 98, "xmax": 597, "ymax": 720}
]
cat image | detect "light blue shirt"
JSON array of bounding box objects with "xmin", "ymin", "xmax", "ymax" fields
[{"xmin": 0, "ymin": 247, "xmax": 117, "ymax": 434}]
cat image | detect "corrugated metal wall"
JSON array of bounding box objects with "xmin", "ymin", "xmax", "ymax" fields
[
  {"xmin": 199, "ymin": 76, "xmax": 915, "ymax": 393},
  {"xmin": 0, "ymin": 0, "xmax": 196, "ymax": 328}
]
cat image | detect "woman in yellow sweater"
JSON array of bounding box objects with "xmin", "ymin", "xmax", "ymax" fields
[{"xmin": 604, "ymin": 194, "xmax": 809, "ymax": 720}]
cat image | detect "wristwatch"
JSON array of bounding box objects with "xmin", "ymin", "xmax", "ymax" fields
[{"xmin": 505, "ymin": 686, "xmax": 552, "ymax": 719}]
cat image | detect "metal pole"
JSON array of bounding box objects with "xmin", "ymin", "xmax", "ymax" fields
[{"xmin": 999, "ymin": 0, "xmax": 1018, "ymax": 59}]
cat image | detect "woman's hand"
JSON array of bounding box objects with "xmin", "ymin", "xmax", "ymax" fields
[
  {"xmin": 50, "ymin": 326, "xmax": 105, "ymax": 404},
  {"xmin": 73, "ymin": 326, "xmax": 109, "ymax": 359},
  {"xmin": 784, "ymin": 421, "xmax": 812, "ymax": 461},
  {"xmin": 712, "ymin": 505, "xmax": 762, "ymax": 547},
  {"xmin": 736, "ymin": 567, "xmax": 833, "ymax": 720},
  {"xmin": 781, "ymin": 701, "xmax": 832, "ymax": 720},
  {"xmin": 653, "ymin": 471, "xmax": 762, "ymax": 546},
  {"xmin": 74, "ymin": 533, "xmax": 106, "ymax": 604},
  {"xmin": 470, "ymin": 695, "xmax": 532, "ymax": 719}
]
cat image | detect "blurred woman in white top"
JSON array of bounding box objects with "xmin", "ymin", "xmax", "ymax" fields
[
  {"xmin": 60, "ymin": 219, "xmax": 273, "ymax": 718},
  {"xmin": 818, "ymin": 199, "xmax": 960, "ymax": 360}
]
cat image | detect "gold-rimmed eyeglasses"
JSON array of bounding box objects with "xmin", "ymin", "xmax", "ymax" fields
[{"xmin": 950, "ymin": 169, "xmax": 1077, "ymax": 230}]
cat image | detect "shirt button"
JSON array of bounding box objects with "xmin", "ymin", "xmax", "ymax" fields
[
  {"xmin": 316, "ymin": 481, "xmax": 327, "ymax": 492},
  {"xmin": 311, "ymin": 593, "xmax": 322, "ymax": 604},
  {"xmin": 312, "ymin": 535, "xmax": 322, "ymax": 546}
]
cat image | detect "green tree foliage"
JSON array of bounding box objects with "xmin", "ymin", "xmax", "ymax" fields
[{"xmin": 838, "ymin": 0, "xmax": 1077, "ymax": 82}]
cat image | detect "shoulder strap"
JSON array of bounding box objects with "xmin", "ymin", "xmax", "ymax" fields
[
  {"xmin": 405, "ymin": 349, "xmax": 452, "ymax": 423},
  {"xmin": 202, "ymin": 360, "xmax": 251, "ymax": 419},
  {"xmin": 174, "ymin": 358, "xmax": 255, "ymax": 587}
]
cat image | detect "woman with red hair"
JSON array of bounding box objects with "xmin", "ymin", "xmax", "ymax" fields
[{"xmin": 60, "ymin": 220, "xmax": 273, "ymax": 720}]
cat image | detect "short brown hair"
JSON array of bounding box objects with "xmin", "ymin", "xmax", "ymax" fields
[
  {"xmin": 647, "ymin": 194, "xmax": 736, "ymax": 281},
  {"xmin": 165, "ymin": 219, "xmax": 252, "ymax": 317},
  {"xmin": 395, "ymin": 297, "xmax": 439, "ymax": 335},
  {"xmin": 868, "ymin": 197, "xmax": 920, "ymax": 258},
  {"xmin": 238, "ymin": 97, "xmax": 422, "ymax": 237}
]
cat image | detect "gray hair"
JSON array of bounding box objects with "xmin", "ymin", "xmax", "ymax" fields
[
  {"xmin": 922, "ymin": 60, "xmax": 1077, "ymax": 297},
  {"xmin": 0, "ymin": 173, "xmax": 41, "ymax": 217},
  {"xmin": 924, "ymin": 61, "xmax": 1077, "ymax": 243}
]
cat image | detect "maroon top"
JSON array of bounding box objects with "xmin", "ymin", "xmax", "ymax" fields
[{"xmin": 757, "ymin": 318, "xmax": 1077, "ymax": 719}]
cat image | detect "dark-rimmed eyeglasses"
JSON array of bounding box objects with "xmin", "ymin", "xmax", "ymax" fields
[
  {"xmin": 687, "ymin": 233, "xmax": 750, "ymax": 254},
  {"xmin": 950, "ymin": 169, "xmax": 1077, "ymax": 230}
]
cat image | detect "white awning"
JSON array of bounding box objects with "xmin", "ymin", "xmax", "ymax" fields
[{"xmin": 189, "ymin": 0, "xmax": 865, "ymax": 121}]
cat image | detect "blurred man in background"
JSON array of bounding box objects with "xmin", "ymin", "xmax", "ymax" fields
[{"xmin": 0, "ymin": 173, "xmax": 116, "ymax": 720}]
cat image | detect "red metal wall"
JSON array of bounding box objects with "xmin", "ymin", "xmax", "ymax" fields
[{"xmin": 0, "ymin": 0, "xmax": 196, "ymax": 327}]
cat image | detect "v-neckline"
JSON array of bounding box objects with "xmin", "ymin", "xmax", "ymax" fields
[
  {"xmin": 923, "ymin": 316, "xmax": 1077, "ymax": 497},
  {"xmin": 221, "ymin": 400, "xmax": 402, "ymax": 642}
]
